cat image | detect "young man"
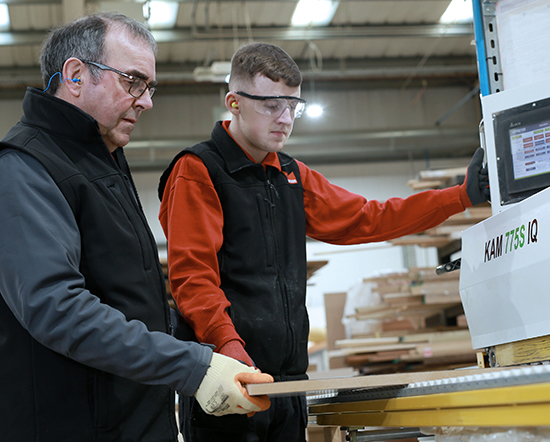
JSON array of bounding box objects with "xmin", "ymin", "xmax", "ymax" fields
[
  {"xmin": 158, "ymin": 42, "xmax": 489, "ymax": 441},
  {"xmin": 0, "ymin": 14, "xmax": 271, "ymax": 442}
]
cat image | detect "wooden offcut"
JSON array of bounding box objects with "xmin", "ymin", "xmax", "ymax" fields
[{"xmin": 246, "ymin": 366, "xmax": 506, "ymax": 397}]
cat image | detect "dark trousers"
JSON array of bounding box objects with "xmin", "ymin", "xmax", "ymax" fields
[{"xmin": 180, "ymin": 394, "xmax": 307, "ymax": 442}]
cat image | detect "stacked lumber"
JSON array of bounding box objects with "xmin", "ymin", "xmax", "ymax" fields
[
  {"xmin": 331, "ymin": 268, "xmax": 476, "ymax": 374},
  {"xmin": 335, "ymin": 328, "xmax": 474, "ymax": 371},
  {"xmin": 348, "ymin": 267, "xmax": 462, "ymax": 317}
]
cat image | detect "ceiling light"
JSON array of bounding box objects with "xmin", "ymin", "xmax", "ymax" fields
[
  {"xmin": 440, "ymin": 0, "xmax": 473, "ymax": 23},
  {"xmin": 143, "ymin": 1, "xmax": 178, "ymax": 29},
  {"xmin": 0, "ymin": 4, "xmax": 10, "ymax": 31},
  {"xmin": 291, "ymin": 0, "xmax": 339, "ymax": 27},
  {"xmin": 306, "ymin": 104, "xmax": 323, "ymax": 118}
]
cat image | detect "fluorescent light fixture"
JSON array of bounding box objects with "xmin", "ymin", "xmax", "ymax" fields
[
  {"xmin": 143, "ymin": 1, "xmax": 178, "ymax": 29},
  {"xmin": 0, "ymin": 4, "xmax": 10, "ymax": 31},
  {"xmin": 291, "ymin": 0, "xmax": 339, "ymax": 27},
  {"xmin": 440, "ymin": 0, "xmax": 473, "ymax": 23},
  {"xmin": 306, "ymin": 104, "xmax": 323, "ymax": 118}
]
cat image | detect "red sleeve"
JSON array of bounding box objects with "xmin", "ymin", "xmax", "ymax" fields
[
  {"xmin": 297, "ymin": 161, "xmax": 469, "ymax": 245},
  {"xmin": 158, "ymin": 154, "xmax": 244, "ymax": 350}
]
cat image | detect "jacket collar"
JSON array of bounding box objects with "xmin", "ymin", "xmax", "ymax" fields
[
  {"xmin": 212, "ymin": 121, "xmax": 284, "ymax": 174},
  {"xmin": 22, "ymin": 87, "xmax": 106, "ymax": 147}
]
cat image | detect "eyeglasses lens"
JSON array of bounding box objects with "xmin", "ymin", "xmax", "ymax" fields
[
  {"xmin": 129, "ymin": 79, "xmax": 155, "ymax": 99},
  {"xmin": 255, "ymin": 98, "xmax": 305, "ymax": 119}
]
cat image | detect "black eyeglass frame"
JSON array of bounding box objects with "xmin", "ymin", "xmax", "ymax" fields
[
  {"xmin": 80, "ymin": 59, "xmax": 157, "ymax": 99},
  {"xmin": 234, "ymin": 91, "xmax": 307, "ymax": 118}
]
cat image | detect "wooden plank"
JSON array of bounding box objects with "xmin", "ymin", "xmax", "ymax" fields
[
  {"xmin": 495, "ymin": 334, "xmax": 550, "ymax": 366},
  {"xmin": 418, "ymin": 167, "xmax": 466, "ymax": 180},
  {"xmin": 410, "ymin": 280, "xmax": 458, "ymax": 296},
  {"xmin": 390, "ymin": 235, "xmax": 453, "ymax": 248},
  {"xmin": 439, "ymin": 206, "xmax": 492, "ymax": 225},
  {"xmin": 324, "ymin": 291, "xmax": 348, "ymax": 369},
  {"xmin": 345, "ymin": 350, "xmax": 411, "ymax": 366},
  {"xmin": 352, "ymin": 303, "xmax": 460, "ymax": 321},
  {"xmin": 401, "ymin": 340, "xmax": 475, "ymax": 361},
  {"xmin": 351, "ymin": 326, "xmax": 468, "ymax": 340},
  {"xmin": 423, "ymin": 293, "xmax": 461, "ymax": 304},
  {"xmin": 246, "ymin": 366, "xmax": 507, "ymax": 397},
  {"xmin": 409, "ymin": 267, "xmax": 459, "ymax": 281},
  {"xmin": 400, "ymin": 329, "xmax": 471, "ymax": 344},
  {"xmin": 336, "ymin": 337, "xmax": 400, "ymax": 347},
  {"xmin": 331, "ymin": 343, "xmax": 417, "ymax": 357},
  {"xmin": 408, "ymin": 179, "xmax": 446, "ymax": 190}
]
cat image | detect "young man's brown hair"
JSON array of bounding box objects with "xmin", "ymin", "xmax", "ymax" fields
[{"xmin": 228, "ymin": 42, "xmax": 302, "ymax": 90}]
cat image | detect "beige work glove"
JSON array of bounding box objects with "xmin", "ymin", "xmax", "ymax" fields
[{"xmin": 194, "ymin": 352, "xmax": 274, "ymax": 416}]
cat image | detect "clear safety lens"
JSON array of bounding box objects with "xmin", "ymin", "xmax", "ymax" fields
[{"xmin": 254, "ymin": 98, "xmax": 305, "ymax": 119}]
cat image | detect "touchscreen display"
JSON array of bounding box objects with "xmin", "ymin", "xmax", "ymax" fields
[{"xmin": 510, "ymin": 120, "xmax": 550, "ymax": 180}]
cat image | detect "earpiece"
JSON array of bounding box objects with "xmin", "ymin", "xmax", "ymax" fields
[
  {"xmin": 43, "ymin": 73, "xmax": 81, "ymax": 92},
  {"xmin": 231, "ymin": 102, "xmax": 238, "ymax": 108}
]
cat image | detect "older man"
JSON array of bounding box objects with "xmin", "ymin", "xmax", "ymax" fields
[{"xmin": 0, "ymin": 13, "xmax": 271, "ymax": 442}]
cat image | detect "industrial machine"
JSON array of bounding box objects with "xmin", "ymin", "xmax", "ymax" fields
[{"xmin": 459, "ymin": 79, "xmax": 550, "ymax": 367}]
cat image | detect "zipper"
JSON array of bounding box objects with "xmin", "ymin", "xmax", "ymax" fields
[{"xmin": 265, "ymin": 173, "xmax": 295, "ymax": 372}]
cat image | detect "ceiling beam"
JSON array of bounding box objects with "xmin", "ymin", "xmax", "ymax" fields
[
  {"xmin": 2, "ymin": 0, "xmax": 61, "ymax": 3},
  {"xmin": 153, "ymin": 23, "xmax": 473, "ymax": 43},
  {"xmin": 0, "ymin": 22, "xmax": 472, "ymax": 48},
  {"xmin": 0, "ymin": 62, "xmax": 477, "ymax": 94},
  {"xmin": 93, "ymin": 0, "xmax": 453, "ymax": 2}
]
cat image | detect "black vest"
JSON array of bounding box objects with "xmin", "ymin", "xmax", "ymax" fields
[
  {"xmin": 0, "ymin": 89, "xmax": 177, "ymax": 442},
  {"xmin": 160, "ymin": 122, "xmax": 309, "ymax": 379}
]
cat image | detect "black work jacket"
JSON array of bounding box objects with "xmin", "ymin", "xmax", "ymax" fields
[
  {"xmin": 0, "ymin": 88, "xmax": 177, "ymax": 441},
  {"xmin": 159, "ymin": 121, "xmax": 309, "ymax": 380}
]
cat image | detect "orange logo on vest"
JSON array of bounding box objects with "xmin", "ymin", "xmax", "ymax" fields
[{"xmin": 283, "ymin": 171, "xmax": 298, "ymax": 184}]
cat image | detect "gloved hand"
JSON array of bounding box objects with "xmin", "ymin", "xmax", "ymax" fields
[
  {"xmin": 218, "ymin": 339, "xmax": 255, "ymax": 367},
  {"xmin": 462, "ymin": 147, "xmax": 490, "ymax": 206},
  {"xmin": 194, "ymin": 352, "xmax": 273, "ymax": 417}
]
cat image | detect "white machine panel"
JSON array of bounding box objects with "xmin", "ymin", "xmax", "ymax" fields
[
  {"xmin": 482, "ymin": 80, "xmax": 550, "ymax": 214},
  {"xmin": 460, "ymin": 185, "xmax": 550, "ymax": 350}
]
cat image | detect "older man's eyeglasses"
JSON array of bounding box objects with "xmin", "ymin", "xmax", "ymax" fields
[
  {"xmin": 80, "ymin": 60, "xmax": 157, "ymax": 99},
  {"xmin": 235, "ymin": 91, "xmax": 306, "ymax": 119}
]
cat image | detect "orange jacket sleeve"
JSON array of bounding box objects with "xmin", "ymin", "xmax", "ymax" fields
[
  {"xmin": 297, "ymin": 160, "xmax": 470, "ymax": 244},
  {"xmin": 159, "ymin": 153, "xmax": 244, "ymax": 350}
]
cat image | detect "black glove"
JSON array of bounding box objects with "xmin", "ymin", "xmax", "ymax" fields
[{"xmin": 465, "ymin": 147, "xmax": 490, "ymax": 206}]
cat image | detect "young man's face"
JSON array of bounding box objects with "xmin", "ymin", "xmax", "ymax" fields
[
  {"xmin": 78, "ymin": 27, "xmax": 156, "ymax": 152},
  {"xmin": 227, "ymin": 73, "xmax": 301, "ymax": 163}
]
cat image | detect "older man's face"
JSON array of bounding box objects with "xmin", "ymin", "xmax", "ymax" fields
[{"xmin": 78, "ymin": 27, "xmax": 156, "ymax": 152}]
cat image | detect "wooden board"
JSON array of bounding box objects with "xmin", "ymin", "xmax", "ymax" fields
[
  {"xmin": 246, "ymin": 366, "xmax": 507, "ymax": 397},
  {"xmin": 495, "ymin": 334, "xmax": 550, "ymax": 366}
]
